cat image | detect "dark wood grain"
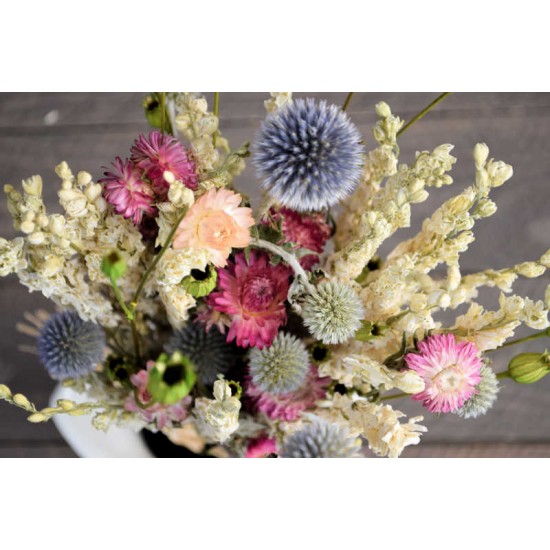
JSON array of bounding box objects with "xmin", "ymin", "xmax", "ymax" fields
[{"xmin": 1, "ymin": 92, "xmax": 550, "ymax": 457}]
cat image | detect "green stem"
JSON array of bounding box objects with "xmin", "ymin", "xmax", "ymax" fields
[
  {"xmin": 397, "ymin": 92, "xmax": 452, "ymax": 137},
  {"xmin": 380, "ymin": 392, "xmax": 409, "ymax": 402},
  {"xmin": 131, "ymin": 322, "xmax": 142, "ymax": 367},
  {"xmin": 110, "ymin": 278, "xmax": 134, "ymax": 321},
  {"xmin": 160, "ymin": 92, "xmax": 166, "ymax": 134},
  {"xmin": 131, "ymin": 209, "xmax": 188, "ymax": 310},
  {"xmin": 213, "ymin": 92, "xmax": 220, "ymax": 147},
  {"xmin": 496, "ymin": 371, "xmax": 510, "ymax": 380},
  {"xmin": 342, "ymin": 92, "xmax": 355, "ymax": 112},
  {"xmin": 494, "ymin": 329, "xmax": 549, "ymax": 350}
]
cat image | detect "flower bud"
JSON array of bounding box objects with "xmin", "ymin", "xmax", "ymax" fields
[
  {"xmin": 27, "ymin": 413, "xmax": 48, "ymax": 423},
  {"xmin": 22, "ymin": 175, "xmax": 43, "ymax": 197},
  {"xmin": 101, "ymin": 250, "xmax": 127, "ymax": 282},
  {"xmin": 27, "ymin": 232, "xmax": 45, "ymax": 245},
  {"xmin": 56, "ymin": 399, "xmax": 75, "ymax": 411},
  {"xmin": 508, "ymin": 352, "xmax": 550, "ymax": 384},
  {"xmin": 77, "ymin": 171, "xmax": 93, "ymax": 186},
  {"xmin": 49, "ymin": 214, "xmax": 66, "ymax": 235},
  {"xmin": 0, "ymin": 384, "xmax": 11, "ymax": 399},
  {"xmin": 486, "ymin": 160, "xmax": 513, "ymax": 187},
  {"xmin": 474, "ymin": 143, "xmax": 489, "ymax": 170},
  {"xmin": 13, "ymin": 393, "xmax": 32, "ymax": 410},
  {"xmin": 375, "ymin": 102, "xmax": 391, "ymax": 118},
  {"xmin": 515, "ymin": 262, "xmax": 546, "ymax": 278},
  {"xmin": 473, "ymin": 198, "xmax": 497, "ymax": 218},
  {"xmin": 55, "ymin": 161, "xmax": 73, "ymax": 181},
  {"xmin": 20, "ymin": 220, "xmax": 35, "ymax": 234}
]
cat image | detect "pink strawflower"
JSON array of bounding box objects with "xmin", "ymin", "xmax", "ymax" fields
[
  {"xmin": 272, "ymin": 207, "xmax": 331, "ymax": 270},
  {"xmin": 130, "ymin": 130, "xmax": 198, "ymax": 197},
  {"xmin": 405, "ymin": 333, "xmax": 483, "ymax": 414},
  {"xmin": 100, "ymin": 157, "xmax": 156, "ymax": 225},
  {"xmin": 194, "ymin": 304, "xmax": 231, "ymax": 334},
  {"xmin": 209, "ymin": 251, "xmax": 291, "ymax": 349},
  {"xmin": 245, "ymin": 437, "xmax": 278, "ymax": 458},
  {"xmin": 124, "ymin": 362, "xmax": 191, "ymax": 430},
  {"xmin": 246, "ymin": 367, "xmax": 330, "ymax": 421},
  {"xmin": 173, "ymin": 188, "xmax": 254, "ymax": 268}
]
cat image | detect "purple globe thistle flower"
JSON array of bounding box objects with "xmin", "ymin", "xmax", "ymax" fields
[
  {"xmin": 253, "ymin": 98, "xmax": 364, "ymax": 212},
  {"xmin": 37, "ymin": 311, "xmax": 105, "ymax": 380}
]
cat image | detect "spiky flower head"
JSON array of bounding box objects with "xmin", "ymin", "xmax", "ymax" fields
[
  {"xmin": 253, "ymin": 98, "xmax": 364, "ymax": 212},
  {"xmin": 130, "ymin": 130, "xmax": 197, "ymax": 198},
  {"xmin": 455, "ymin": 364, "xmax": 500, "ymax": 419},
  {"xmin": 165, "ymin": 324, "xmax": 237, "ymax": 386},
  {"xmin": 405, "ymin": 333, "xmax": 483, "ymax": 414},
  {"xmin": 37, "ymin": 310, "xmax": 105, "ymax": 380},
  {"xmin": 99, "ymin": 157, "xmax": 156, "ymax": 225},
  {"xmin": 281, "ymin": 417, "xmax": 361, "ymax": 458},
  {"xmin": 248, "ymin": 332, "xmax": 310, "ymax": 395},
  {"xmin": 302, "ymin": 280, "xmax": 364, "ymax": 345}
]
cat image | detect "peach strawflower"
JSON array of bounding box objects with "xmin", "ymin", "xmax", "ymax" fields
[{"xmin": 173, "ymin": 188, "xmax": 254, "ymax": 267}]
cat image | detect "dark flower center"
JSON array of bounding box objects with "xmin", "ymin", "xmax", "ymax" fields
[
  {"xmin": 191, "ymin": 267, "xmax": 210, "ymax": 281},
  {"xmin": 162, "ymin": 365, "xmax": 184, "ymax": 386}
]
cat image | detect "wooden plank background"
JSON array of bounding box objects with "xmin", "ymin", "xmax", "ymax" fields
[{"xmin": 1, "ymin": 92, "xmax": 550, "ymax": 458}]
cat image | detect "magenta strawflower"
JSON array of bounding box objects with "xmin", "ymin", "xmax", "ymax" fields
[
  {"xmin": 209, "ymin": 251, "xmax": 291, "ymax": 349},
  {"xmin": 272, "ymin": 207, "xmax": 331, "ymax": 270},
  {"xmin": 130, "ymin": 130, "xmax": 197, "ymax": 197},
  {"xmin": 124, "ymin": 362, "xmax": 191, "ymax": 430},
  {"xmin": 405, "ymin": 333, "xmax": 483, "ymax": 414},
  {"xmin": 246, "ymin": 367, "xmax": 330, "ymax": 421},
  {"xmin": 100, "ymin": 157, "xmax": 156, "ymax": 225},
  {"xmin": 245, "ymin": 437, "xmax": 278, "ymax": 458}
]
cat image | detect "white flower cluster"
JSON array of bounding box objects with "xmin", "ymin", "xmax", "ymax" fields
[
  {"xmin": 193, "ymin": 379, "xmax": 241, "ymax": 443},
  {"xmin": 1, "ymin": 163, "xmax": 145, "ymax": 326}
]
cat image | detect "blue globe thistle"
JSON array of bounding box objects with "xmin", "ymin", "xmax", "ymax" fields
[
  {"xmin": 455, "ymin": 365, "xmax": 500, "ymax": 419},
  {"xmin": 249, "ymin": 332, "xmax": 310, "ymax": 395},
  {"xmin": 281, "ymin": 417, "xmax": 361, "ymax": 458},
  {"xmin": 302, "ymin": 280, "xmax": 364, "ymax": 345},
  {"xmin": 37, "ymin": 311, "xmax": 105, "ymax": 381},
  {"xmin": 165, "ymin": 324, "xmax": 236, "ymax": 386},
  {"xmin": 253, "ymin": 98, "xmax": 364, "ymax": 212}
]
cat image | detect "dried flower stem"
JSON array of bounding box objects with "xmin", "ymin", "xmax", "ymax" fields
[
  {"xmin": 494, "ymin": 329, "xmax": 550, "ymax": 350},
  {"xmin": 342, "ymin": 92, "xmax": 355, "ymax": 112},
  {"xmin": 213, "ymin": 92, "xmax": 220, "ymax": 147},
  {"xmin": 397, "ymin": 92, "xmax": 452, "ymax": 137},
  {"xmin": 252, "ymin": 238, "xmax": 313, "ymax": 292}
]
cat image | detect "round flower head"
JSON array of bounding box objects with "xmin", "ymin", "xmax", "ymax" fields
[
  {"xmin": 130, "ymin": 130, "xmax": 198, "ymax": 197},
  {"xmin": 209, "ymin": 251, "xmax": 291, "ymax": 349},
  {"xmin": 281, "ymin": 417, "xmax": 361, "ymax": 458},
  {"xmin": 405, "ymin": 333, "xmax": 483, "ymax": 414},
  {"xmin": 272, "ymin": 207, "xmax": 331, "ymax": 270},
  {"xmin": 246, "ymin": 366, "xmax": 330, "ymax": 421},
  {"xmin": 249, "ymin": 332, "xmax": 310, "ymax": 395},
  {"xmin": 455, "ymin": 364, "xmax": 500, "ymax": 419},
  {"xmin": 37, "ymin": 310, "xmax": 105, "ymax": 380},
  {"xmin": 165, "ymin": 323, "xmax": 237, "ymax": 386},
  {"xmin": 302, "ymin": 280, "xmax": 364, "ymax": 345},
  {"xmin": 173, "ymin": 188, "xmax": 254, "ymax": 268},
  {"xmin": 253, "ymin": 98, "xmax": 364, "ymax": 212},
  {"xmin": 99, "ymin": 157, "xmax": 156, "ymax": 225}
]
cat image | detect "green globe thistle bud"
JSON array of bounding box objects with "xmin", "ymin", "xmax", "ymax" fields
[
  {"xmin": 455, "ymin": 365, "xmax": 500, "ymax": 419},
  {"xmin": 181, "ymin": 266, "xmax": 218, "ymax": 298},
  {"xmin": 147, "ymin": 352, "xmax": 196, "ymax": 405},
  {"xmin": 508, "ymin": 352, "xmax": 550, "ymax": 384},
  {"xmin": 302, "ymin": 280, "xmax": 364, "ymax": 345},
  {"xmin": 249, "ymin": 332, "xmax": 310, "ymax": 395}
]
